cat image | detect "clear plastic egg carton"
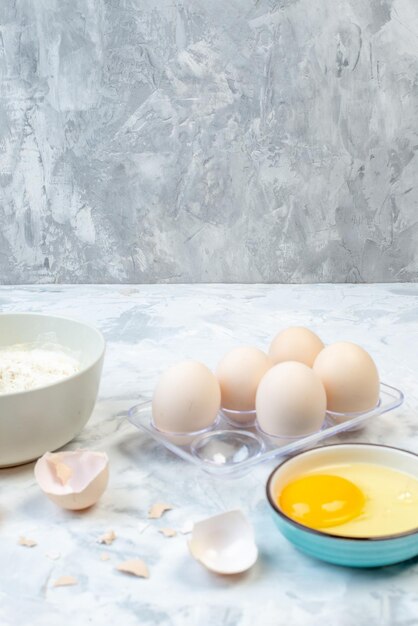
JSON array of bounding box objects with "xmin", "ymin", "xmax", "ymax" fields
[{"xmin": 125, "ymin": 383, "xmax": 403, "ymax": 477}]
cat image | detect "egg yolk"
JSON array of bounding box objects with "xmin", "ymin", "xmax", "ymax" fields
[{"xmin": 278, "ymin": 474, "xmax": 366, "ymax": 529}]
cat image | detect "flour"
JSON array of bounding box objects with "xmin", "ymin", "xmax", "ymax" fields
[{"xmin": 0, "ymin": 345, "xmax": 80, "ymax": 394}]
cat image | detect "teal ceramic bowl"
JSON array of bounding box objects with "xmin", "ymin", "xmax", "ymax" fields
[{"xmin": 266, "ymin": 443, "xmax": 418, "ymax": 568}]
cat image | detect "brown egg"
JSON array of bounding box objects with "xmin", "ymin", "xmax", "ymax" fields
[
  {"xmin": 216, "ymin": 346, "xmax": 272, "ymax": 412},
  {"xmin": 256, "ymin": 362, "xmax": 327, "ymax": 438},
  {"xmin": 152, "ymin": 360, "xmax": 221, "ymax": 434},
  {"xmin": 269, "ymin": 327, "xmax": 324, "ymax": 367},
  {"xmin": 313, "ymin": 342, "xmax": 380, "ymax": 415}
]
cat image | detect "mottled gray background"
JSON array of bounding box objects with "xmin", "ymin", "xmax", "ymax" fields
[{"xmin": 0, "ymin": 0, "xmax": 417, "ymax": 284}]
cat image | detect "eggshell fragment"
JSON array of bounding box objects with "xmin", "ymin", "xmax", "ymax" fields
[
  {"xmin": 152, "ymin": 360, "xmax": 221, "ymax": 435},
  {"xmin": 256, "ymin": 362, "xmax": 326, "ymax": 438},
  {"xmin": 34, "ymin": 450, "xmax": 109, "ymax": 511},
  {"xmin": 101, "ymin": 553, "xmax": 110, "ymax": 561},
  {"xmin": 189, "ymin": 510, "xmax": 258, "ymax": 575},
  {"xmin": 46, "ymin": 552, "xmax": 61, "ymax": 560},
  {"xmin": 216, "ymin": 347, "xmax": 272, "ymax": 413},
  {"xmin": 117, "ymin": 559, "xmax": 149, "ymax": 578},
  {"xmin": 269, "ymin": 327, "xmax": 324, "ymax": 367},
  {"xmin": 53, "ymin": 576, "xmax": 78, "ymax": 587},
  {"xmin": 97, "ymin": 530, "xmax": 116, "ymax": 545},
  {"xmin": 148, "ymin": 502, "xmax": 173, "ymax": 519},
  {"xmin": 159, "ymin": 528, "xmax": 177, "ymax": 538},
  {"xmin": 49, "ymin": 460, "xmax": 73, "ymax": 485},
  {"xmin": 18, "ymin": 536, "xmax": 37, "ymax": 548},
  {"xmin": 313, "ymin": 341, "xmax": 380, "ymax": 415}
]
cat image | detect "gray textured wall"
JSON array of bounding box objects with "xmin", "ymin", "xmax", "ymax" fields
[{"xmin": 0, "ymin": 0, "xmax": 417, "ymax": 284}]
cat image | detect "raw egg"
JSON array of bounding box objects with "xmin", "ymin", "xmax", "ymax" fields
[
  {"xmin": 256, "ymin": 362, "xmax": 327, "ymax": 438},
  {"xmin": 313, "ymin": 342, "xmax": 380, "ymax": 415},
  {"xmin": 277, "ymin": 463, "xmax": 418, "ymax": 537},
  {"xmin": 269, "ymin": 327, "xmax": 324, "ymax": 367},
  {"xmin": 152, "ymin": 360, "xmax": 221, "ymax": 434},
  {"xmin": 216, "ymin": 346, "xmax": 271, "ymax": 412},
  {"xmin": 279, "ymin": 474, "xmax": 365, "ymax": 529}
]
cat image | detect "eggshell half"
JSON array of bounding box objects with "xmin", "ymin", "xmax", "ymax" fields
[
  {"xmin": 313, "ymin": 341, "xmax": 380, "ymax": 415},
  {"xmin": 216, "ymin": 346, "xmax": 272, "ymax": 412},
  {"xmin": 34, "ymin": 450, "xmax": 109, "ymax": 510},
  {"xmin": 256, "ymin": 362, "xmax": 327, "ymax": 437},
  {"xmin": 152, "ymin": 360, "xmax": 221, "ymax": 434},
  {"xmin": 188, "ymin": 510, "xmax": 258, "ymax": 575},
  {"xmin": 269, "ymin": 327, "xmax": 324, "ymax": 367}
]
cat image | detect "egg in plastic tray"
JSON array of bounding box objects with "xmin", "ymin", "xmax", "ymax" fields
[{"xmin": 125, "ymin": 382, "xmax": 403, "ymax": 477}]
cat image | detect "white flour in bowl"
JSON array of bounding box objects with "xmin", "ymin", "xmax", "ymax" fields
[{"xmin": 0, "ymin": 345, "xmax": 80, "ymax": 394}]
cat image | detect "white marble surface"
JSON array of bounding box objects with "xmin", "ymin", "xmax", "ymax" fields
[
  {"xmin": 1, "ymin": 284, "xmax": 418, "ymax": 626},
  {"xmin": 2, "ymin": 1, "xmax": 418, "ymax": 284}
]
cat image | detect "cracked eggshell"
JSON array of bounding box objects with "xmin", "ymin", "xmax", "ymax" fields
[
  {"xmin": 269, "ymin": 327, "xmax": 324, "ymax": 367},
  {"xmin": 34, "ymin": 450, "xmax": 109, "ymax": 510},
  {"xmin": 152, "ymin": 360, "xmax": 221, "ymax": 437},
  {"xmin": 188, "ymin": 510, "xmax": 258, "ymax": 575},
  {"xmin": 216, "ymin": 346, "xmax": 272, "ymax": 413}
]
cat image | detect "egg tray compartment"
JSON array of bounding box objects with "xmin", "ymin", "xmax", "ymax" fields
[{"xmin": 125, "ymin": 383, "xmax": 404, "ymax": 477}]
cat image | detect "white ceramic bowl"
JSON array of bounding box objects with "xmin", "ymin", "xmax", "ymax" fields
[{"xmin": 0, "ymin": 313, "xmax": 105, "ymax": 467}]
